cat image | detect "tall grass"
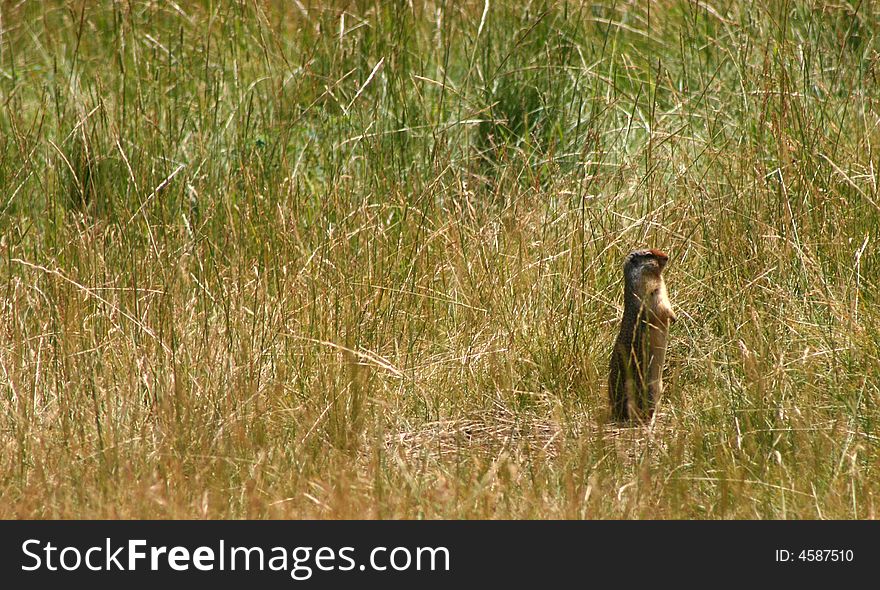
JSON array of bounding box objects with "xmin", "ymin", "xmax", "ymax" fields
[{"xmin": 1, "ymin": 0, "xmax": 878, "ymax": 518}]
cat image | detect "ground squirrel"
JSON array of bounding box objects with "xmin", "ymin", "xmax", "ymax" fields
[{"xmin": 608, "ymin": 248, "xmax": 676, "ymax": 422}]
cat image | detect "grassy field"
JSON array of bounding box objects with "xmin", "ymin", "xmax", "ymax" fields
[{"xmin": 1, "ymin": 0, "xmax": 879, "ymax": 519}]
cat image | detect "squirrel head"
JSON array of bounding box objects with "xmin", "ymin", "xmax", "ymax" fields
[{"xmin": 623, "ymin": 248, "xmax": 669, "ymax": 292}]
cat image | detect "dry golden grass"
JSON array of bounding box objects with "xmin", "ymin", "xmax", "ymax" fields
[{"xmin": 1, "ymin": 0, "xmax": 878, "ymax": 518}]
